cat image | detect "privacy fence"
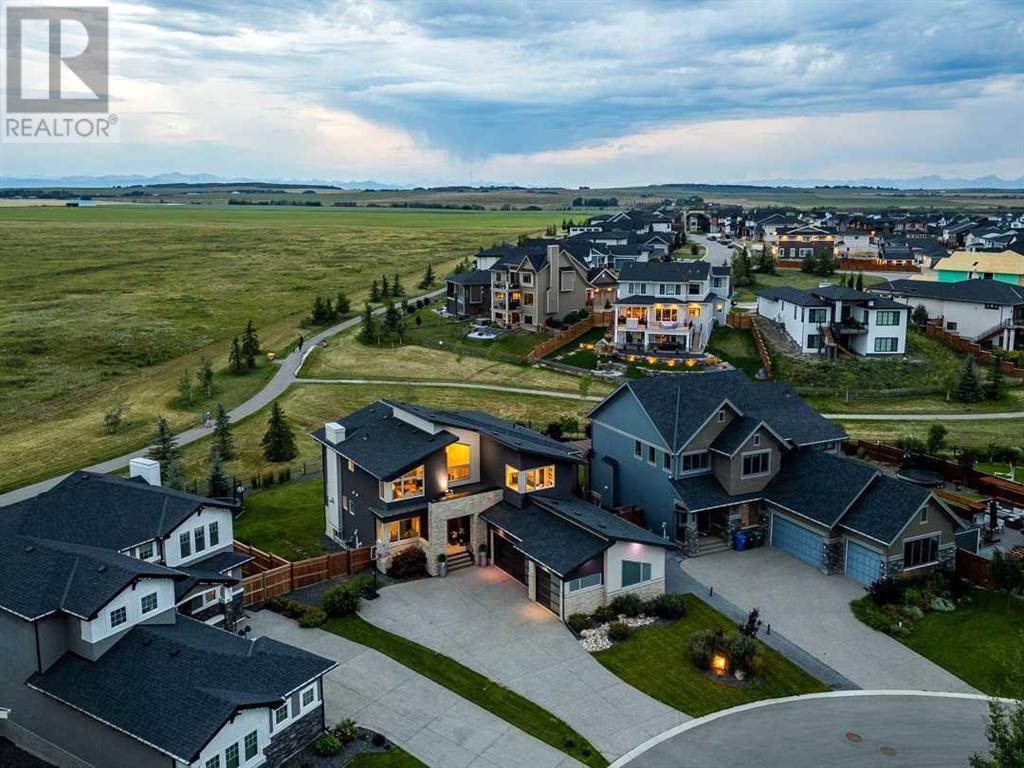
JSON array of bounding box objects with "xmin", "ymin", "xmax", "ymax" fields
[
  {"xmin": 527, "ymin": 311, "xmax": 613, "ymax": 362},
  {"xmin": 925, "ymin": 321, "xmax": 1024, "ymax": 380},
  {"xmin": 235, "ymin": 541, "xmax": 373, "ymax": 607}
]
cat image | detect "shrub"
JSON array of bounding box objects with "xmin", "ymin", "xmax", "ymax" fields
[
  {"xmin": 688, "ymin": 628, "xmax": 721, "ymax": 671},
  {"xmin": 275, "ymin": 599, "xmax": 306, "ymax": 619},
  {"xmin": 299, "ymin": 607, "xmax": 327, "ymax": 628},
  {"xmin": 567, "ymin": 613, "xmax": 591, "ymax": 634},
  {"xmin": 332, "ymin": 718, "xmax": 358, "ymax": 744},
  {"xmin": 322, "ymin": 585, "xmax": 360, "ymax": 617},
  {"xmin": 931, "ymin": 596, "xmax": 956, "ymax": 612},
  {"xmin": 388, "ymin": 548, "xmax": 427, "ymax": 579},
  {"xmin": 646, "ymin": 593, "xmax": 686, "ymax": 620},
  {"xmin": 726, "ymin": 633, "xmax": 758, "ymax": 673},
  {"xmin": 609, "ymin": 592, "xmax": 644, "ymax": 618},
  {"xmin": 851, "ymin": 596, "xmax": 892, "ymax": 633},
  {"xmin": 592, "ymin": 604, "xmax": 617, "ymax": 624},
  {"xmin": 312, "ymin": 733, "xmax": 342, "ymax": 757},
  {"xmin": 607, "ymin": 621, "xmax": 630, "ymax": 641},
  {"xmin": 868, "ymin": 577, "xmax": 903, "ymax": 606},
  {"xmin": 348, "ymin": 573, "xmax": 378, "ymax": 598},
  {"xmin": 371, "ymin": 732, "xmax": 386, "ymax": 747},
  {"xmin": 901, "ymin": 604, "xmax": 925, "ymax": 621}
]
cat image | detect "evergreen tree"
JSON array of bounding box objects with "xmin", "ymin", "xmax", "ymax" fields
[
  {"xmin": 756, "ymin": 247, "xmax": 776, "ymax": 274},
  {"xmin": 956, "ymin": 356, "xmax": 985, "ymax": 403},
  {"xmin": 207, "ymin": 449, "xmax": 231, "ymax": 498},
  {"xmin": 731, "ymin": 247, "xmax": 753, "ymax": 287},
  {"xmin": 391, "ymin": 272, "xmax": 404, "ymax": 297},
  {"xmin": 452, "ymin": 258, "xmax": 469, "ymax": 275},
  {"xmin": 380, "ymin": 274, "xmax": 390, "ymax": 297},
  {"xmin": 212, "ymin": 402, "xmax": 235, "ymax": 460},
  {"xmin": 926, "ymin": 423, "xmax": 948, "ymax": 455},
  {"xmin": 241, "ymin": 319, "xmax": 260, "ymax": 367},
  {"xmin": 912, "ymin": 304, "xmax": 929, "ymax": 328},
  {"xmin": 147, "ymin": 417, "xmax": 180, "ymax": 472},
  {"xmin": 228, "ymin": 336, "xmax": 244, "ymax": 373},
  {"xmin": 855, "ymin": 272, "xmax": 864, "ymax": 291},
  {"xmin": 418, "ymin": 262, "xmax": 435, "ymax": 289},
  {"xmin": 196, "ymin": 357, "xmax": 215, "ymax": 399},
  {"xmin": 163, "ymin": 459, "xmax": 185, "ymax": 491},
  {"xmin": 800, "ymin": 252, "xmax": 818, "ymax": 274},
  {"xmin": 380, "ymin": 300, "xmax": 405, "ymax": 345},
  {"xmin": 986, "ymin": 353, "xmax": 1006, "ymax": 401},
  {"xmin": 815, "ymin": 251, "xmax": 836, "ymax": 275},
  {"xmin": 369, "ymin": 279, "xmax": 381, "ymax": 302},
  {"xmin": 357, "ymin": 303, "xmax": 379, "ymax": 345},
  {"xmin": 177, "ymin": 369, "xmax": 194, "ymax": 407},
  {"xmin": 261, "ymin": 402, "xmax": 298, "ymax": 462},
  {"xmin": 335, "ymin": 290, "xmax": 350, "ymax": 316}
]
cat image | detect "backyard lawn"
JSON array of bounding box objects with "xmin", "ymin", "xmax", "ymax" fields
[
  {"xmin": 593, "ymin": 595, "xmax": 828, "ymax": 716},
  {"xmin": 235, "ymin": 476, "xmax": 327, "ymax": 561},
  {"xmin": 325, "ymin": 615, "xmax": 606, "ymax": 768},
  {"xmin": 706, "ymin": 326, "xmax": 762, "ymax": 378},
  {"xmin": 732, "ymin": 269, "xmax": 886, "ymax": 303}
]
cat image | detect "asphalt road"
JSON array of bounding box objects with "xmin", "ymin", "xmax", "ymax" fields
[{"xmin": 615, "ymin": 692, "xmax": 994, "ymax": 768}]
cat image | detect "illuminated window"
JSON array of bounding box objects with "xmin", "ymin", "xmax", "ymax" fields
[
  {"xmin": 347, "ymin": 459, "xmax": 355, "ymax": 471},
  {"xmin": 505, "ymin": 465, "xmax": 520, "ymax": 491},
  {"xmin": 446, "ymin": 443, "xmax": 471, "ymax": 482},
  {"xmin": 654, "ymin": 307, "xmax": 678, "ymax": 323},
  {"xmin": 385, "ymin": 466, "xmax": 424, "ymax": 501},
  {"xmin": 511, "ymin": 291, "xmax": 522, "ymax": 302},
  {"xmin": 388, "ymin": 517, "xmax": 420, "ymax": 542},
  {"xmin": 524, "ymin": 465, "xmax": 555, "ymax": 492},
  {"xmin": 687, "ymin": 305, "xmax": 701, "ymax": 318},
  {"xmin": 622, "ymin": 306, "xmax": 646, "ymax": 320}
]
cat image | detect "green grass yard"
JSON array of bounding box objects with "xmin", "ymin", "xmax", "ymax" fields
[
  {"xmin": 343, "ymin": 749, "xmax": 427, "ymax": 768},
  {"xmin": 235, "ymin": 476, "xmax": 327, "ymax": 561},
  {"xmin": 593, "ymin": 595, "xmax": 828, "ymax": 716},
  {"xmin": 836, "ymin": 419, "xmax": 1024, "ymax": 452},
  {"xmin": 732, "ymin": 269, "xmax": 886, "ymax": 303},
  {"xmin": 324, "ymin": 615, "xmax": 606, "ymax": 768},
  {"xmin": 706, "ymin": 326, "xmax": 762, "ymax": 378}
]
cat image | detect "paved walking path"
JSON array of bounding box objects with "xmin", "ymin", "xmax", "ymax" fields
[
  {"xmin": 300, "ymin": 378, "xmax": 605, "ymax": 401},
  {"xmin": 249, "ymin": 610, "xmax": 585, "ymax": 768}
]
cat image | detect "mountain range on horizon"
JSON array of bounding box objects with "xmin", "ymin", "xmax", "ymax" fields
[{"xmin": 1, "ymin": 171, "xmax": 1023, "ymax": 192}]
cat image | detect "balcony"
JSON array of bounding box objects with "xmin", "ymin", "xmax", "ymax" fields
[{"xmin": 830, "ymin": 319, "xmax": 867, "ymax": 336}]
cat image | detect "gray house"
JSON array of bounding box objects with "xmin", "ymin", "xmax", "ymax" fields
[
  {"xmin": 315, "ymin": 400, "xmax": 675, "ymax": 620},
  {"xmin": 0, "ymin": 462, "xmax": 335, "ymax": 768},
  {"xmin": 589, "ymin": 371, "xmax": 966, "ymax": 585}
]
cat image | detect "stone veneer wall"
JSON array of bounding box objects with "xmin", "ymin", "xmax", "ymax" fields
[
  {"xmin": 562, "ymin": 586, "xmax": 606, "ymax": 618},
  {"xmin": 606, "ymin": 577, "xmax": 665, "ymax": 603},
  {"xmin": 424, "ymin": 489, "xmax": 503, "ymax": 576},
  {"xmin": 264, "ymin": 707, "xmax": 324, "ymax": 768},
  {"xmin": 527, "ymin": 561, "xmax": 536, "ymax": 601},
  {"xmin": 821, "ymin": 539, "xmax": 844, "ymax": 575}
]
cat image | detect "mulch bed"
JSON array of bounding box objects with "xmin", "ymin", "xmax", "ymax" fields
[
  {"xmin": 284, "ymin": 727, "xmax": 394, "ymax": 767},
  {"xmin": 287, "ymin": 569, "xmax": 394, "ymax": 608}
]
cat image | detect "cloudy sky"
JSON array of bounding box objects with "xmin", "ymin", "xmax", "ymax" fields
[{"xmin": 8, "ymin": 0, "xmax": 1024, "ymax": 185}]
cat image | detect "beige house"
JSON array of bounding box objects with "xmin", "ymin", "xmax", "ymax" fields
[{"xmin": 489, "ymin": 244, "xmax": 592, "ymax": 330}]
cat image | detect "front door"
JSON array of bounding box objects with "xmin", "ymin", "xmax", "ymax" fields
[
  {"xmin": 446, "ymin": 516, "xmax": 470, "ymax": 553},
  {"xmin": 697, "ymin": 509, "xmax": 712, "ymax": 534}
]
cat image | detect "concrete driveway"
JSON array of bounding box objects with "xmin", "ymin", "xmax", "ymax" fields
[
  {"xmin": 248, "ymin": 610, "xmax": 584, "ymax": 768},
  {"xmin": 360, "ymin": 567, "xmax": 687, "ymax": 761},
  {"xmin": 678, "ymin": 548, "xmax": 975, "ymax": 693}
]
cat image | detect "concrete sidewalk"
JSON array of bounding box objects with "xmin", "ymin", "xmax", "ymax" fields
[{"xmin": 248, "ymin": 610, "xmax": 584, "ymax": 768}]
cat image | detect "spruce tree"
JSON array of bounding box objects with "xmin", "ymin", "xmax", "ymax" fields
[
  {"xmin": 381, "ymin": 274, "xmax": 390, "ymax": 297},
  {"xmin": 212, "ymin": 402, "xmax": 235, "ymax": 460},
  {"xmin": 956, "ymin": 356, "xmax": 984, "ymax": 403},
  {"xmin": 207, "ymin": 449, "xmax": 231, "ymax": 498},
  {"xmin": 801, "ymin": 253, "xmax": 818, "ymax": 274},
  {"xmin": 335, "ymin": 290, "xmax": 350, "ymax": 316},
  {"xmin": 418, "ymin": 262, "xmax": 435, "ymax": 289},
  {"xmin": 163, "ymin": 459, "xmax": 185, "ymax": 491},
  {"xmin": 228, "ymin": 336, "xmax": 243, "ymax": 373},
  {"xmin": 986, "ymin": 354, "xmax": 1006, "ymax": 401},
  {"xmin": 196, "ymin": 357, "xmax": 215, "ymax": 398},
  {"xmin": 148, "ymin": 417, "xmax": 180, "ymax": 472},
  {"xmin": 392, "ymin": 272, "xmax": 404, "ymax": 297},
  {"xmin": 369, "ymin": 279, "xmax": 381, "ymax": 302},
  {"xmin": 357, "ymin": 303, "xmax": 379, "ymax": 345},
  {"xmin": 912, "ymin": 304, "xmax": 928, "ymax": 328},
  {"xmin": 177, "ymin": 369, "xmax": 194, "ymax": 407},
  {"xmin": 261, "ymin": 402, "xmax": 298, "ymax": 462},
  {"xmin": 381, "ymin": 300, "xmax": 405, "ymax": 345},
  {"xmin": 241, "ymin": 320, "xmax": 260, "ymax": 367},
  {"xmin": 855, "ymin": 272, "xmax": 864, "ymax": 291}
]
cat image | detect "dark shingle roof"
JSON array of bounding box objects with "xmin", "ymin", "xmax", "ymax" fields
[
  {"xmin": 764, "ymin": 450, "xmax": 877, "ymax": 528},
  {"xmin": 756, "ymin": 286, "xmax": 827, "ymax": 307},
  {"xmin": 840, "ymin": 476, "xmax": 933, "ymax": 544},
  {"xmin": 709, "ymin": 416, "xmax": 765, "ymax": 455},
  {"xmin": 173, "ymin": 549, "xmax": 252, "ymax": 601},
  {"xmin": 619, "ymin": 261, "xmax": 711, "ymax": 282},
  {"xmin": 670, "ymin": 475, "xmax": 762, "ymax": 512},
  {"xmin": 28, "ymin": 617, "xmax": 336, "ymax": 763},
  {"xmin": 480, "ymin": 501, "xmax": 609, "ymax": 575},
  {"xmin": 447, "ymin": 269, "xmax": 492, "ymax": 286},
  {"xmin": 533, "ymin": 495, "xmax": 673, "ymax": 548},
  {"xmin": 870, "ymin": 278, "xmax": 1024, "ymax": 306}
]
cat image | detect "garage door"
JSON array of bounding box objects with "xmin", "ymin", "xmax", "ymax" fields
[
  {"xmin": 493, "ymin": 533, "xmax": 527, "ymax": 585},
  {"xmin": 771, "ymin": 513, "xmax": 823, "ymax": 569},
  {"xmin": 845, "ymin": 540, "xmax": 882, "ymax": 587},
  {"xmin": 534, "ymin": 566, "xmax": 561, "ymax": 616}
]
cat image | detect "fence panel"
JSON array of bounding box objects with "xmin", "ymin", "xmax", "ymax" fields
[
  {"xmin": 237, "ymin": 544, "xmax": 373, "ymax": 605},
  {"xmin": 955, "ymin": 548, "xmax": 992, "ymax": 587}
]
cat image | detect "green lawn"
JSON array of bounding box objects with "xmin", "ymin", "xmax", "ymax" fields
[
  {"xmin": 235, "ymin": 476, "xmax": 326, "ymax": 561},
  {"xmin": 706, "ymin": 326, "xmax": 762, "ymax": 378},
  {"xmin": 977, "ymin": 462, "xmax": 1024, "ymax": 483},
  {"xmin": 733, "ymin": 269, "xmax": 886, "ymax": 303},
  {"xmin": 544, "ymin": 328, "xmax": 608, "ymax": 370},
  {"xmin": 324, "ymin": 615, "xmax": 606, "ymax": 768},
  {"xmin": 865, "ymin": 590, "xmax": 1024, "ymax": 698},
  {"xmin": 343, "ymin": 748, "xmax": 427, "ymax": 768},
  {"xmin": 837, "ymin": 418, "xmax": 1024, "ymax": 452},
  {"xmin": 593, "ymin": 595, "xmax": 828, "ymax": 716}
]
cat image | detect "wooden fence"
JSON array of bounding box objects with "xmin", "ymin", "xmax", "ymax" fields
[
  {"xmin": 527, "ymin": 312, "xmax": 613, "ymax": 362},
  {"xmin": 955, "ymin": 547, "xmax": 992, "ymax": 587},
  {"xmin": 726, "ymin": 312, "xmax": 752, "ymax": 329},
  {"xmin": 237, "ymin": 541, "xmax": 372, "ymax": 607},
  {"xmin": 776, "ymin": 259, "xmax": 920, "ymax": 274},
  {"xmin": 925, "ymin": 321, "xmax": 1024, "ymax": 380},
  {"xmin": 748, "ymin": 316, "xmax": 774, "ymax": 378}
]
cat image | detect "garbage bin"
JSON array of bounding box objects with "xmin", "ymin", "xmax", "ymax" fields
[
  {"xmin": 751, "ymin": 529, "xmax": 766, "ymax": 548},
  {"xmin": 732, "ymin": 532, "xmax": 747, "ymax": 551}
]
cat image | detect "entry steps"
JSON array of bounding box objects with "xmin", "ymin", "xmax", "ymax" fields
[{"xmin": 447, "ymin": 552, "xmax": 474, "ymax": 571}]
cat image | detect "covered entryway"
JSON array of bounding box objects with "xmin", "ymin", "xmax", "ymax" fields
[
  {"xmin": 770, "ymin": 513, "xmax": 823, "ymax": 570},
  {"xmin": 534, "ymin": 565, "xmax": 561, "ymax": 616},
  {"xmin": 845, "ymin": 539, "xmax": 883, "ymax": 587},
  {"xmin": 492, "ymin": 533, "xmax": 527, "ymax": 585}
]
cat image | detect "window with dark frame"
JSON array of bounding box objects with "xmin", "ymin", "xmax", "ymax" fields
[
  {"xmin": 903, "ymin": 535, "xmax": 939, "ymax": 568},
  {"xmin": 179, "ymin": 531, "xmax": 191, "ymax": 558},
  {"xmin": 194, "ymin": 526, "xmax": 205, "ymax": 553},
  {"xmin": 225, "ymin": 743, "xmax": 239, "ymax": 768},
  {"xmin": 209, "ymin": 521, "xmax": 219, "ymax": 547},
  {"xmin": 110, "ymin": 606, "xmax": 127, "ymax": 627},
  {"xmin": 244, "ymin": 732, "xmax": 258, "ymax": 760},
  {"xmin": 741, "ymin": 451, "xmax": 770, "ymax": 477},
  {"xmin": 140, "ymin": 592, "xmax": 158, "ymax": 614},
  {"xmin": 648, "ymin": 445, "xmax": 656, "ymax": 464},
  {"xmin": 634, "ymin": 440, "xmax": 642, "ymax": 458}
]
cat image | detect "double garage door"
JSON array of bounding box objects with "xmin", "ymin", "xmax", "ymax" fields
[{"xmin": 770, "ymin": 513, "xmax": 823, "ymax": 569}]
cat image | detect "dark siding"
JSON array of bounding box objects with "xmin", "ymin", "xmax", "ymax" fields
[{"xmin": 564, "ymin": 553, "xmax": 603, "ymax": 582}]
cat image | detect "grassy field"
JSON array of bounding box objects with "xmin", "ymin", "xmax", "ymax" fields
[
  {"xmin": 837, "ymin": 418, "xmax": 1024, "ymax": 450},
  {"xmin": 0, "ymin": 205, "xmax": 572, "ymax": 492},
  {"xmin": 235, "ymin": 476, "xmax": 326, "ymax": 561},
  {"xmin": 177, "ymin": 382, "xmax": 597, "ymax": 489},
  {"xmin": 325, "ymin": 615, "xmax": 606, "ymax": 768},
  {"xmin": 733, "ymin": 269, "xmax": 886, "ymax": 303},
  {"xmin": 593, "ymin": 595, "xmax": 827, "ymax": 716}
]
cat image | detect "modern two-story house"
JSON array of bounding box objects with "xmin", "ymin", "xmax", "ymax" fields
[
  {"xmin": 589, "ymin": 371, "xmax": 966, "ymax": 586},
  {"xmin": 756, "ymin": 285, "xmax": 909, "ymax": 357},
  {"xmin": 612, "ymin": 261, "xmax": 731, "ymax": 355},
  {"xmin": 315, "ymin": 401, "xmax": 675, "ymax": 620},
  {"xmin": 774, "ymin": 225, "xmax": 837, "ymax": 261},
  {"xmin": 488, "ymin": 243, "xmax": 593, "ymax": 330},
  {"xmin": 0, "ymin": 462, "xmax": 335, "ymax": 768}
]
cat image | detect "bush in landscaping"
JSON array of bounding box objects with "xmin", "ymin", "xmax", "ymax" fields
[
  {"xmin": 331, "ymin": 718, "xmax": 358, "ymax": 744},
  {"xmin": 371, "ymin": 733, "xmax": 386, "ymax": 747},
  {"xmin": 313, "ymin": 732, "xmax": 342, "ymax": 757},
  {"xmin": 646, "ymin": 593, "xmax": 687, "ymax": 620},
  {"xmin": 592, "ymin": 604, "xmax": 617, "ymax": 624},
  {"xmin": 269, "ymin": 598, "xmax": 307, "ymax": 619},
  {"xmin": 607, "ymin": 621, "xmax": 630, "ymax": 642},
  {"xmin": 322, "ymin": 584, "xmax": 361, "ymax": 617},
  {"xmin": 851, "ymin": 596, "xmax": 892, "ymax": 633},
  {"xmin": 868, "ymin": 577, "xmax": 903, "ymax": 606},
  {"xmin": 609, "ymin": 593, "xmax": 644, "ymax": 618},
  {"xmin": 726, "ymin": 633, "xmax": 759, "ymax": 674},
  {"xmin": 688, "ymin": 627, "xmax": 722, "ymax": 670},
  {"xmin": 298, "ymin": 607, "xmax": 327, "ymax": 628},
  {"xmin": 567, "ymin": 613, "xmax": 591, "ymax": 634},
  {"xmin": 348, "ymin": 573, "xmax": 378, "ymax": 598},
  {"xmin": 901, "ymin": 604, "xmax": 925, "ymax": 621},
  {"xmin": 388, "ymin": 548, "xmax": 427, "ymax": 579}
]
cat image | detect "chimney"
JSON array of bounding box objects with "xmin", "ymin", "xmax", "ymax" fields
[
  {"xmin": 129, "ymin": 457, "xmax": 161, "ymax": 486},
  {"xmin": 325, "ymin": 422, "xmax": 346, "ymax": 443}
]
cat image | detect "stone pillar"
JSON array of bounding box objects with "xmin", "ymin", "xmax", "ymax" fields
[
  {"xmin": 527, "ymin": 561, "xmax": 536, "ymax": 602},
  {"xmin": 821, "ymin": 539, "xmax": 844, "ymax": 575}
]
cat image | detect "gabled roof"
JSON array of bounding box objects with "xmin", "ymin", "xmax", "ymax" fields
[
  {"xmin": 533, "ymin": 495, "xmax": 673, "ymax": 548},
  {"xmin": 173, "ymin": 549, "xmax": 252, "ymax": 601},
  {"xmin": 839, "ymin": 475, "xmax": 933, "ymax": 545},
  {"xmin": 618, "ymin": 260, "xmax": 711, "ymax": 282},
  {"xmin": 671, "ymin": 475, "xmax": 762, "ymax": 512},
  {"xmin": 764, "ymin": 450, "xmax": 877, "ymax": 529},
  {"xmin": 28, "ymin": 617, "xmax": 336, "ymax": 764},
  {"xmin": 756, "ymin": 286, "xmax": 827, "ymax": 307},
  {"xmin": 870, "ymin": 278, "xmax": 1024, "ymax": 306},
  {"xmin": 709, "ymin": 416, "xmax": 786, "ymax": 456},
  {"xmin": 447, "ymin": 268, "xmax": 492, "ymax": 286},
  {"xmin": 937, "ymin": 250, "xmax": 1024, "ymax": 276}
]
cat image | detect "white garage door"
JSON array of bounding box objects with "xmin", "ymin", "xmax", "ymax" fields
[
  {"xmin": 845, "ymin": 539, "xmax": 883, "ymax": 587},
  {"xmin": 771, "ymin": 513, "xmax": 823, "ymax": 569}
]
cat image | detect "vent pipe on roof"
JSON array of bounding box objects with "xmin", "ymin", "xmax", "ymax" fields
[
  {"xmin": 129, "ymin": 457, "xmax": 161, "ymax": 487},
  {"xmin": 325, "ymin": 422, "xmax": 346, "ymax": 443}
]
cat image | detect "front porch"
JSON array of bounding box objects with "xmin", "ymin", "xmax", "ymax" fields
[{"xmin": 676, "ymin": 501, "xmax": 761, "ymax": 557}]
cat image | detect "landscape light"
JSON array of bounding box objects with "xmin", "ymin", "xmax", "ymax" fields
[{"xmin": 712, "ymin": 654, "xmax": 728, "ymax": 676}]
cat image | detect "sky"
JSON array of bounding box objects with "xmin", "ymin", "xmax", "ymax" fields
[{"xmin": 4, "ymin": 0, "xmax": 1024, "ymax": 186}]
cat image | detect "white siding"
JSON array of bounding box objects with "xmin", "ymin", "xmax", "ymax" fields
[
  {"xmin": 80, "ymin": 578, "xmax": 177, "ymax": 644},
  {"xmin": 165, "ymin": 507, "xmax": 235, "ymax": 567},
  {"xmin": 604, "ymin": 541, "xmax": 666, "ymax": 596},
  {"xmin": 190, "ymin": 707, "xmax": 269, "ymax": 768},
  {"xmin": 325, "ymin": 450, "xmax": 340, "ymax": 537}
]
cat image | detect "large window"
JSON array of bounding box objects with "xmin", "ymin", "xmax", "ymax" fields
[
  {"xmin": 874, "ymin": 337, "xmax": 898, "ymax": 353},
  {"xmin": 110, "ymin": 606, "xmax": 127, "ymax": 628},
  {"xmin": 622, "ymin": 306, "xmax": 646, "ymax": 321},
  {"xmin": 505, "ymin": 465, "xmax": 520, "ymax": 491},
  {"xmin": 681, "ymin": 451, "xmax": 710, "ymax": 473},
  {"xmin": 621, "ymin": 560, "xmax": 652, "ymax": 588},
  {"xmin": 688, "ymin": 283, "xmax": 701, "ymax": 295},
  {"xmin": 206, "ymin": 758, "xmax": 221, "ymax": 768},
  {"xmin": 904, "ymin": 535, "xmax": 939, "ymax": 568},
  {"xmin": 654, "ymin": 307, "xmax": 678, "ymax": 323},
  {"xmin": 194, "ymin": 526, "xmax": 206, "ymax": 553},
  {"xmin": 808, "ymin": 308, "xmax": 828, "ymax": 324},
  {"xmin": 385, "ymin": 466, "xmax": 424, "ymax": 501},
  {"xmin": 387, "ymin": 516, "xmax": 420, "ymax": 542},
  {"xmin": 137, "ymin": 541, "xmax": 154, "ymax": 560},
  {"xmin": 524, "ymin": 465, "xmax": 555, "ymax": 492},
  {"xmin": 225, "ymin": 743, "xmax": 239, "ymax": 768},
  {"xmin": 244, "ymin": 732, "xmax": 258, "ymax": 761},
  {"xmin": 209, "ymin": 521, "xmax": 219, "ymax": 547},
  {"xmin": 560, "ymin": 271, "xmax": 575, "ymax": 292},
  {"xmin": 446, "ymin": 443, "xmax": 471, "ymax": 483},
  {"xmin": 875, "ymin": 311, "xmax": 901, "ymax": 326},
  {"xmin": 741, "ymin": 451, "xmax": 771, "ymax": 477},
  {"xmin": 179, "ymin": 531, "xmax": 192, "ymax": 558},
  {"xmin": 140, "ymin": 592, "xmax": 159, "ymax": 614},
  {"xmin": 567, "ymin": 573, "xmax": 602, "ymax": 593}
]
